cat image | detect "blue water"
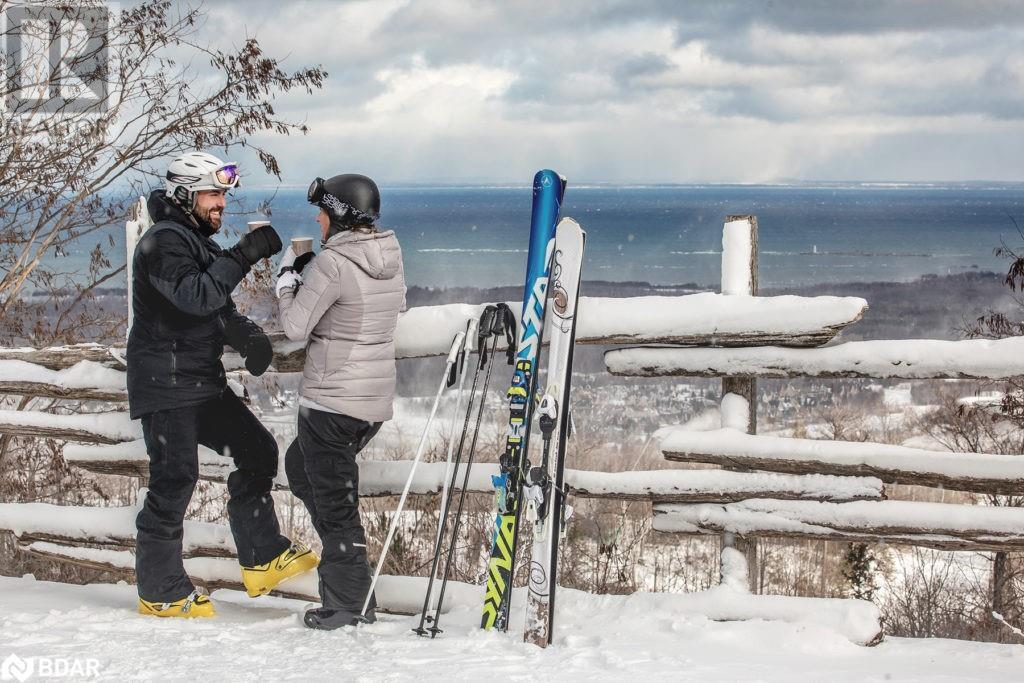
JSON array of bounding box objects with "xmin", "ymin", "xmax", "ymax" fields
[{"xmin": 75, "ymin": 184, "xmax": 1024, "ymax": 289}]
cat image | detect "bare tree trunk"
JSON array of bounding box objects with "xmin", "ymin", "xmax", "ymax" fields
[{"xmin": 993, "ymin": 551, "xmax": 1008, "ymax": 617}]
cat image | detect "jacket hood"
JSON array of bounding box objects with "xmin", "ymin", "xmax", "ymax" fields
[
  {"xmin": 147, "ymin": 189, "xmax": 192, "ymax": 226},
  {"xmin": 147, "ymin": 189, "xmax": 217, "ymax": 237},
  {"xmin": 323, "ymin": 229, "xmax": 401, "ymax": 280}
]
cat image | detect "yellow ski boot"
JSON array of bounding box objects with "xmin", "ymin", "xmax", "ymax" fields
[
  {"xmin": 241, "ymin": 542, "xmax": 319, "ymax": 598},
  {"xmin": 138, "ymin": 590, "xmax": 215, "ymax": 618}
]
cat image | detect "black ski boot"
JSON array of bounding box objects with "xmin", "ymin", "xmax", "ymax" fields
[
  {"xmin": 303, "ymin": 606, "xmax": 376, "ymax": 630},
  {"xmin": 305, "ymin": 576, "xmax": 377, "ymax": 630}
]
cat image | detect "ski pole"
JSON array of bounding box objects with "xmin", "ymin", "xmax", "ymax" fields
[
  {"xmin": 434, "ymin": 318, "xmax": 478, "ymax": 559},
  {"xmin": 414, "ymin": 316, "xmax": 485, "ymax": 635},
  {"xmin": 361, "ymin": 330, "xmax": 465, "ymax": 618},
  {"xmin": 429, "ymin": 304, "xmax": 515, "ymax": 636}
]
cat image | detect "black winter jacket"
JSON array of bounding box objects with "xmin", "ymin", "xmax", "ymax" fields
[{"xmin": 126, "ymin": 191, "xmax": 263, "ymax": 418}]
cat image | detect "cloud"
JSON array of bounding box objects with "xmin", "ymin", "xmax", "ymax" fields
[{"xmin": 178, "ymin": 0, "xmax": 1024, "ymax": 183}]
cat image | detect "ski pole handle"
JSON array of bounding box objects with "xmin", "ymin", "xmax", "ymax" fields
[
  {"xmin": 465, "ymin": 317, "xmax": 479, "ymax": 352},
  {"xmin": 446, "ymin": 331, "xmax": 466, "ymax": 364},
  {"xmin": 446, "ymin": 331, "xmax": 466, "ymax": 387}
]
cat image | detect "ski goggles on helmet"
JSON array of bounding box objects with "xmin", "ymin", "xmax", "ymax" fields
[
  {"xmin": 214, "ymin": 163, "xmax": 240, "ymax": 188},
  {"xmin": 307, "ymin": 177, "xmax": 326, "ymax": 205}
]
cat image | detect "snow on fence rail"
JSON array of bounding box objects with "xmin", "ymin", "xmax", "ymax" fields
[
  {"xmin": 659, "ymin": 428, "xmax": 1024, "ymax": 496},
  {"xmin": 0, "ymin": 502, "xmax": 235, "ymax": 558},
  {"xmin": 62, "ymin": 440, "xmax": 886, "ymax": 503},
  {"xmin": 652, "ymin": 499, "xmax": 1024, "ymax": 552},
  {"xmin": 0, "ymin": 343, "xmax": 119, "ymax": 372},
  {"xmin": 0, "ymin": 293, "xmax": 868, "ymax": 374},
  {"xmin": 604, "ymin": 337, "xmax": 1024, "ymax": 380},
  {"xmin": 0, "ymin": 359, "xmax": 128, "ymax": 400},
  {"xmin": 0, "ymin": 409, "xmax": 140, "ymax": 444},
  {"xmin": 374, "ymin": 294, "xmax": 869, "ymax": 361}
]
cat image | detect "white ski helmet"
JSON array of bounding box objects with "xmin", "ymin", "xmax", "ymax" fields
[{"xmin": 165, "ymin": 152, "xmax": 240, "ymax": 209}]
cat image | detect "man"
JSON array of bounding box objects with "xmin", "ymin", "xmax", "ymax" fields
[{"xmin": 127, "ymin": 151, "xmax": 318, "ymax": 618}]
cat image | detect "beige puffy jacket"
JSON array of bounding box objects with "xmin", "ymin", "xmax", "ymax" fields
[{"xmin": 278, "ymin": 229, "xmax": 406, "ymax": 422}]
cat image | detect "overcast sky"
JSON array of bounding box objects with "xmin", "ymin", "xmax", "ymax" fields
[{"xmin": 192, "ymin": 0, "xmax": 1024, "ymax": 185}]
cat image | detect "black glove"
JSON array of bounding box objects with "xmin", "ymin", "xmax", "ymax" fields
[
  {"xmin": 293, "ymin": 251, "xmax": 315, "ymax": 274},
  {"xmin": 223, "ymin": 312, "xmax": 274, "ymax": 376},
  {"xmin": 242, "ymin": 331, "xmax": 274, "ymax": 377},
  {"xmin": 233, "ymin": 225, "xmax": 283, "ymax": 265}
]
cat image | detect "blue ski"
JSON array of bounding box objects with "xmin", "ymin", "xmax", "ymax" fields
[{"xmin": 481, "ymin": 169, "xmax": 565, "ymax": 631}]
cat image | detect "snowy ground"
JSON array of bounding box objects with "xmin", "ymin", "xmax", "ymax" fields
[{"xmin": 1, "ymin": 576, "xmax": 1020, "ymax": 682}]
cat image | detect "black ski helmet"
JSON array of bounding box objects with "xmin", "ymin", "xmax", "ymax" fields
[{"xmin": 308, "ymin": 174, "xmax": 380, "ymax": 234}]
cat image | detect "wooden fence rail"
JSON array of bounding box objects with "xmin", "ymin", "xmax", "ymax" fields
[
  {"xmin": 653, "ymin": 499, "xmax": 1024, "ymax": 552},
  {"xmin": 660, "ymin": 428, "xmax": 1024, "ymax": 496},
  {"xmin": 61, "ymin": 439, "xmax": 886, "ymax": 503},
  {"xmin": 605, "ymin": 338, "xmax": 1024, "ymax": 381},
  {"xmin": 0, "ymin": 292, "xmax": 867, "ymax": 373}
]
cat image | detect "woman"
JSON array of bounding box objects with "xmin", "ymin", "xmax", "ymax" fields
[{"xmin": 275, "ymin": 174, "xmax": 406, "ymax": 630}]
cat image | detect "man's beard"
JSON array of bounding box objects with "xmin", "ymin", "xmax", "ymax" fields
[{"xmin": 193, "ymin": 205, "xmax": 223, "ymax": 236}]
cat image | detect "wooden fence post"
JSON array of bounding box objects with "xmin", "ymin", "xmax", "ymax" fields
[
  {"xmin": 125, "ymin": 196, "xmax": 152, "ymax": 339},
  {"xmin": 720, "ymin": 214, "xmax": 759, "ymax": 593},
  {"xmin": 125, "ymin": 196, "xmax": 152, "ymax": 495}
]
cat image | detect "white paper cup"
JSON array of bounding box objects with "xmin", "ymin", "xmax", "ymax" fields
[
  {"xmin": 247, "ymin": 220, "xmax": 272, "ymax": 232},
  {"xmin": 291, "ymin": 237, "xmax": 314, "ymax": 255}
]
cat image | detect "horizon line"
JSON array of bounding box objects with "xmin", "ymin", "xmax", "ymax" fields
[{"xmin": 235, "ymin": 179, "xmax": 1024, "ymax": 191}]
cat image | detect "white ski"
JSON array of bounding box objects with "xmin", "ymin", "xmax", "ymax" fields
[{"xmin": 523, "ymin": 217, "xmax": 586, "ymax": 647}]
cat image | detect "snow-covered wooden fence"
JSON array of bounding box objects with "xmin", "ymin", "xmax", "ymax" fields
[
  {"xmin": 603, "ymin": 215, "xmax": 1024, "ymax": 602},
  {"xmin": 606, "ymin": 348, "xmax": 1024, "ymax": 554},
  {"xmin": 2, "ymin": 208, "xmax": 1021, "ymax": 644},
  {"xmin": 0, "ymin": 292, "xmax": 868, "ymax": 375}
]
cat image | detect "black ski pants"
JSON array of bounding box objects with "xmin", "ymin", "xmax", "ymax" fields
[
  {"xmin": 284, "ymin": 406, "xmax": 382, "ymax": 611},
  {"xmin": 135, "ymin": 388, "xmax": 291, "ymax": 602}
]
